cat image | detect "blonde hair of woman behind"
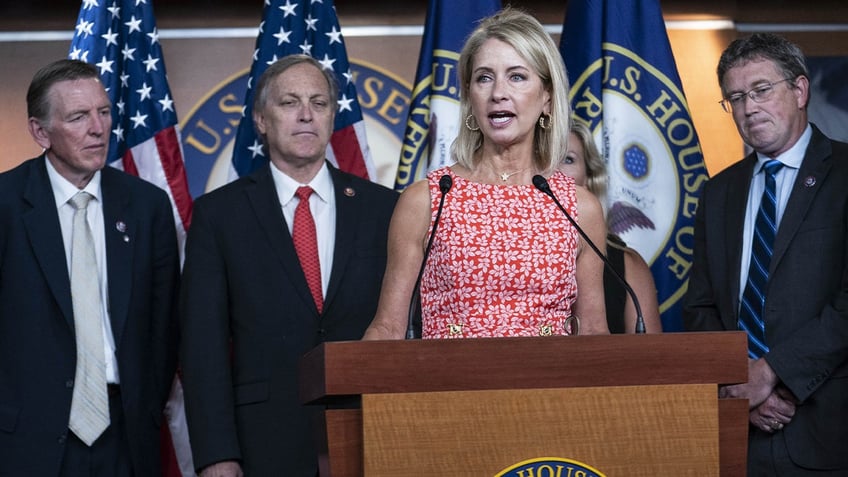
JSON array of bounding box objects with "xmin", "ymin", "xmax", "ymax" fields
[{"xmin": 570, "ymin": 120, "xmax": 607, "ymax": 201}]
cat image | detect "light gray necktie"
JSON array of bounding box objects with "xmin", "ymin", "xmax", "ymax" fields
[{"xmin": 67, "ymin": 191, "xmax": 110, "ymax": 446}]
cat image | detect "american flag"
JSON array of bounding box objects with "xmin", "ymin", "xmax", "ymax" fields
[
  {"xmin": 69, "ymin": 1, "xmax": 194, "ymax": 476},
  {"xmin": 69, "ymin": 0, "xmax": 193, "ymax": 247},
  {"xmin": 232, "ymin": 0, "xmax": 375, "ymax": 181}
]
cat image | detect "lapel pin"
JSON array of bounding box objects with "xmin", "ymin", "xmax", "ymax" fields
[
  {"xmin": 803, "ymin": 176, "xmax": 816, "ymax": 187},
  {"xmin": 343, "ymin": 187, "xmax": 355, "ymax": 197},
  {"xmin": 123, "ymin": 235, "xmax": 130, "ymax": 243},
  {"xmin": 116, "ymin": 221, "xmax": 127, "ymax": 232}
]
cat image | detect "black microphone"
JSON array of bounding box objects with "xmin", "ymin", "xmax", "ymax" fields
[
  {"xmin": 532, "ymin": 175, "xmax": 646, "ymax": 334},
  {"xmin": 406, "ymin": 174, "xmax": 453, "ymax": 339}
]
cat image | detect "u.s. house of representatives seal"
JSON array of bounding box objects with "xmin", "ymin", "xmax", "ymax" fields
[
  {"xmin": 570, "ymin": 43, "xmax": 708, "ymax": 320},
  {"xmin": 495, "ymin": 457, "xmax": 605, "ymax": 477}
]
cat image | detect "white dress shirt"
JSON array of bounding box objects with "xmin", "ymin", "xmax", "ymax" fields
[
  {"xmin": 270, "ymin": 162, "xmax": 336, "ymax": 298},
  {"xmin": 738, "ymin": 124, "xmax": 812, "ymax": 302},
  {"xmin": 46, "ymin": 157, "xmax": 120, "ymax": 384}
]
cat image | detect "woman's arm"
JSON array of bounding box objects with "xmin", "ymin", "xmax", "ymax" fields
[
  {"xmin": 362, "ymin": 179, "xmax": 432, "ymax": 340},
  {"xmin": 572, "ymin": 185, "xmax": 610, "ymax": 334},
  {"xmin": 621, "ymin": 247, "xmax": 663, "ymax": 333}
]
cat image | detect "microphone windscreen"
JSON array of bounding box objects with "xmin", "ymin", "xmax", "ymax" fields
[
  {"xmin": 439, "ymin": 174, "xmax": 453, "ymax": 194},
  {"xmin": 532, "ymin": 174, "xmax": 549, "ymax": 193}
]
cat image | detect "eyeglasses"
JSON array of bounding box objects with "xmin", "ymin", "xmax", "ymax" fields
[{"xmin": 719, "ymin": 78, "xmax": 795, "ymax": 113}]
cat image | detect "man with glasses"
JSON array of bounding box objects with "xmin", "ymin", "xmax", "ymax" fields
[{"xmin": 685, "ymin": 33, "xmax": 848, "ymax": 475}]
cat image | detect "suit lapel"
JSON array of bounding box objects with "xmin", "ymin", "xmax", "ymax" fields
[
  {"xmin": 246, "ymin": 165, "xmax": 320, "ymax": 317},
  {"xmin": 323, "ymin": 167, "xmax": 358, "ymax": 312},
  {"xmin": 101, "ymin": 168, "xmax": 134, "ymax": 346},
  {"xmin": 772, "ymin": 128, "xmax": 832, "ymax": 271},
  {"xmin": 21, "ymin": 157, "xmax": 74, "ymax": 328}
]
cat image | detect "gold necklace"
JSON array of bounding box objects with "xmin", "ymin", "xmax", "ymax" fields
[{"xmin": 489, "ymin": 166, "xmax": 529, "ymax": 182}]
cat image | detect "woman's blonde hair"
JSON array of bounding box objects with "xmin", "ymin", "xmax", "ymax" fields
[
  {"xmin": 451, "ymin": 7, "xmax": 571, "ymax": 175},
  {"xmin": 570, "ymin": 120, "xmax": 607, "ymax": 200}
]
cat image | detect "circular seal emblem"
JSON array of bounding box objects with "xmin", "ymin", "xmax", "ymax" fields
[
  {"xmin": 179, "ymin": 59, "xmax": 412, "ymax": 196},
  {"xmin": 396, "ymin": 49, "xmax": 461, "ymax": 189},
  {"xmin": 570, "ymin": 43, "xmax": 708, "ymax": 326},
  {"xmin": 495, "ymin": 457, "xmax": 606, "ymax": 477}
]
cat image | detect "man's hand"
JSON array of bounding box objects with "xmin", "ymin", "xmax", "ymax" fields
[
  {"xmin": 718, "ymin": 357, "xmax": 779, "ymax": 408},
  {"xmin": 749, "ymin": 386, "xmax": 797, "ymax": 433},
  {"xmin": 199, "ymin": 461, "xmax": 243, "ymax": 477}
]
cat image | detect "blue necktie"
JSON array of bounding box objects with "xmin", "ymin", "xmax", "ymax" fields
[{"xmin": 739, "ymin": 160, "xmax": 784, "ymax": 359}]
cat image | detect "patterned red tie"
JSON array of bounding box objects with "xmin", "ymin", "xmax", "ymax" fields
[{"xmin": 293, "ymin": 186, "xmax": 323, "ymax": 313}]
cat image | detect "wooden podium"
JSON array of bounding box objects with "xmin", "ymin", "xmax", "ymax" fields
[{"xmin": 300, "ymin": 332, "xmax": 749, "ymax": 476}]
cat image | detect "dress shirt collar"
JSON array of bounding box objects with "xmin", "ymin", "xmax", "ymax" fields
[
  {"xmin": 44, "ymin": 155, "xmax": 102, "ymax": 207},
  {"xmin": 754, "ymin": 123, "xmax": 812, "ymax": 172},
  {"xmin": 270, "ymin": 160, "xmax": 333, "ymax": 207}
]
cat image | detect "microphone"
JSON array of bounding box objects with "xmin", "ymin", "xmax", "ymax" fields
[
  {"xmin": 532, "ymin": 175, "xmax": 646, "ymax": 334},
  {"xmin": 406, "ymin": 174, "xmax": 453, "ymax": 339}
]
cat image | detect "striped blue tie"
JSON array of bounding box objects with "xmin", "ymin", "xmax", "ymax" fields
[{"xmin": 739, "ymin": 160, "xmax": 784, "ymax": 359}]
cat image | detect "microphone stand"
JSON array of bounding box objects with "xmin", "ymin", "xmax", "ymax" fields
[{"xmin": 532, "ymin": 175, "xmax": 646, "ymax": 334}]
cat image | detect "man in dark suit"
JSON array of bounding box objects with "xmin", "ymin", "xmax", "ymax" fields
[
  {"xmin": 179, "ymin": 54, "xmax": 397, "ymax": 477},
  {"xmin": 0, "ymin": 59, "xmax": 180, "ymax": 476},
  {"xmin": 685, "ymin": 33, "xmax": 848, "ymax": 475}
]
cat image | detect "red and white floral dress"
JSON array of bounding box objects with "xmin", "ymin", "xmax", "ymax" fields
[{"xmin": 420, "ymin": 166, "xmax": 580, "ymax": 339}]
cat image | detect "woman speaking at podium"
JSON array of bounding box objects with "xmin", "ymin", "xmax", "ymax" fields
[{"xmin": 363, "ymin": 8, "xmax": 609, "ymax": 340}]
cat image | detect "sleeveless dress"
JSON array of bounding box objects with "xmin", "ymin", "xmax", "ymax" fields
[{"xmin": 420, "ymin": 166, "xmax": 580, "ymax": 339}]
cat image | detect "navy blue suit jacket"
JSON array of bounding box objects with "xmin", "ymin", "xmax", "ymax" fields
[
  {"xmin": 0, "ymin": 157, "xmax": 180, "ymax": 476},
  {"xmin": 180, "ymin": 163, "xmax": 397, "ymax": 476},
  {"xmin": 685, "ymin": 126, "xmax": 848, "ymax": 470}
]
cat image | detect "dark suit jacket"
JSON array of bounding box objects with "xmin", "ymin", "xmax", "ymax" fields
[
  {"xmin": 684, "ymin": 125, "xmax": 848, "ymax": 470},
  {"xmin": 0, "ymin": 156, "xmax": 180, "ymax": 476},
  {"xmin": 180, "ymin": 163, "xmax": 397, "ymax": 476}
]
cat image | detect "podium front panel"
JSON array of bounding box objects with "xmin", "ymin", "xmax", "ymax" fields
[{"xmin": 362, "ymin": 384, "xmax": 719, "ymax": 476}]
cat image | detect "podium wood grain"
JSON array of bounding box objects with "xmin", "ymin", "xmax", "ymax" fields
[
  {"xmin": 300, "ymin": 332, "xmax": 749, "ymax": 476},
  {"xmin": 363, "ymin": 384, "xmax": 718, "ymax": 476}
]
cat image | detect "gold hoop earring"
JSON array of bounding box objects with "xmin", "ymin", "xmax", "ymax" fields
[
  {"xmin": 538, "ymin": 114, "xmax": 549, "ymax": 130},
  {"xmin": 465, "ymin": 114, "xmax": 480, "ymax": 132}
]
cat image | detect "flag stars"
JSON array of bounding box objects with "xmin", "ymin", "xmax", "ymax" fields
[
  {"xmin": 147, "ymin": 27, "xmax": 160, "ymax": 45},
  {"xmin": 279, "ymin": 0, "xmax": 297, "ymax": 17},
  {"xmin": 299, "ymin": 40, "xmax": 312, "ymax": 56},
  {"xmin": 159, "ymin": 94, "xmax": 174, "ymax": 113},
  {"xmin": 82, "ymin": 0, "xmax": 99, "ymax": 10},
  {"xmin": 342, "ymin": 69, "xmax": 353, "ymax": 84},
  {"xmin": 125, "ymin": 15, "xmax": 142, "ymax": 34},
  {"xmin": 112, "ymin": 124, "xmax": 125, "ymax": 142},
  {"xmin": 130, "ymin": 110, "xmax": 148, "ymax": 129},
  {"xmin": 96, "ymin": 56, "xmax": 114, "ymax": 75},
  {"xmin": 318, "ymin": 54, "xmax": 336, "ymax": 71},
  {"xmin": 136, "ymin": 82, "xmax": 153, "ymax": 101},
  {"xmin": 107, "ymin": 3, "xmax": 120, "ymax": 19},
  {"xmin": 75, "ymin": 19, "xmax": 94, "ymax": 37},
  {"xmin": 337, "ymin": 94, "xmax": 353, "ymax": 113},
  {"xmin": 304, "ymin": 14, "xmax": 319, "ymax": 31},
  {"xmin": 121, "ymin": 45, "xmax": 137, "ymax": 61},
  {"xmin": 325, "ymin": 26, "xmax": 342, "ymax": 45},
  {"xmin": 120, "ymin": 73, "xmax": 130, "ymax": 88},
  {"xmin": 101, "ymin": 27, "xmax": 118, "ymax": 47},
  {"xmin": 248, "ymin": 140, "xmax": 265, "ymax": 158},
  {"xmin": 69, "ymin": 47, "xmax": 83, "ymax": 60},
  {"xmin": 116, "ymin": 99, "xmax": 126, "ymax": 115},
  {"xmin": 143, "ymin": 54, "xmax": 160, "ymax": 72},
  {"xmin": 265, "ymin": 54, "xmax": 280, "ymax": 66},
  {"xmin": 273, "ymin": 27, "xmax": 292, "ymax": 45}
]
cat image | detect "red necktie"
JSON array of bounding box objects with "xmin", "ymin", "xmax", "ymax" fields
[{"xmin": 293, "ymin": 186, "xmax": 323, "ymax": 313}]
